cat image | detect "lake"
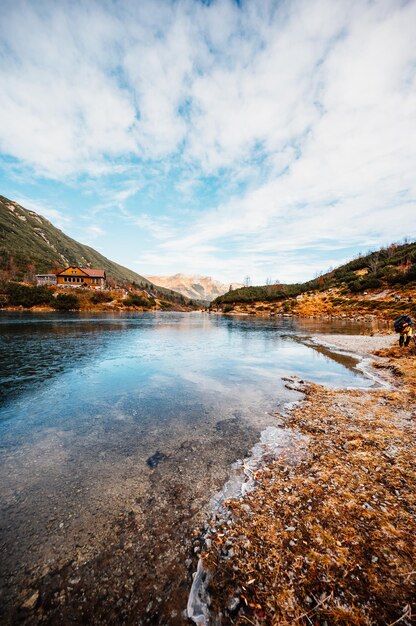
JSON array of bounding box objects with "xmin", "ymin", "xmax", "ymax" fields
[{"xmin": 0, "ymin": 312, "xmax": 380, "ymax": 624}]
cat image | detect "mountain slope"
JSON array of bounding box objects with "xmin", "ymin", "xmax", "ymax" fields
[
  {"xmin": 0, "ymin": 195, "xmax": 165, "ymax": 291},
  {"xmin": 147, "ymin": 273, "xmax": 244, "ymax": 302},
  {"xmin": 211, "ymin": 241, "xmax": 416, "ymax": 320}
]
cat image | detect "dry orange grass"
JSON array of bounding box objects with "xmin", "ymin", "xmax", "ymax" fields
[
  {"xmin": 202, "ymin": 350, "xmax": 416, "ymax": 625},
  {"xmin": 295, "ymin": 295, "xmax": 334, "ymax": 317}
]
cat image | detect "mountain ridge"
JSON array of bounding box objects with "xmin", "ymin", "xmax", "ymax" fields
[{"xmin": 147, "ymin": 273, "xmax": 244, "ymax": 302}]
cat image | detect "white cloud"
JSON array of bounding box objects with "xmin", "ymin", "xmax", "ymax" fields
[
  {"xmin": 0, "ymin": 0, "xmax": 415, "ymax": 281},
  {"xmin": 85, "ymin": 225, "xmax": 104, "ymax": 239}
]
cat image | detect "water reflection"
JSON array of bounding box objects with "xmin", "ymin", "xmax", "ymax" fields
[{"xmin": 0, "ymin": 311, "xmax": 375, "ymax": 412}]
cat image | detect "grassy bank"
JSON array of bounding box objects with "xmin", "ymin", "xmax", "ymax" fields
[
  {"xmin": 211, "ymin": 286, "xmax": 416, "ymax": 322},
  {"xmin": 0, "ymin": 282, "xmax": 199, "ymax": 312},
  {"xmin": 200, "ymin": 345, "xmax": 415, "ymax": 625}
]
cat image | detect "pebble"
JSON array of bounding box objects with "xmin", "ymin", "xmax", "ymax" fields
[
  {"xmin": 227, "ymin": 597, "xmax": 240, "ymax": 612},
  {"xmin": 22, "ymin": 591, "xmax": 39, "ymax": 610}
]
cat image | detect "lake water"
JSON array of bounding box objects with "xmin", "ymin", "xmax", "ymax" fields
[{"xmin": 0, "ymin": 312, "xmax": 379, "ymax": 624}]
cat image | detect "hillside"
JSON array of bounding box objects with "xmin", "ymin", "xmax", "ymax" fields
[
  {"xmin": 0, "ymin": 195, "xmax": 181, "ymax": 299},
  {"xmin": 212, "ymin": 241, "xmax": 416, "ymax": 320},
  {"xmin": 147, "ymin": 273, "xmax": 244, "ymax": 302}
]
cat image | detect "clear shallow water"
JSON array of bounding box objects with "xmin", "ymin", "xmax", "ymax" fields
[
  {"xmin": 0, "ymin": 312, "xmax": 371, "ymax": 449},
  {"xmin": 0, "ymin": 311, "xmax": 372, "ymax": 409},
  {"xmin": 0, "ymin": 312, "xmax": 375, "ymax": 623}
]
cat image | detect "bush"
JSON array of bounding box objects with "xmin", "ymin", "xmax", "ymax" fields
[
  {"xmin": 282, "ymin": 299, "xmax": 296, "ymax": 312},
  {"xmin": 223, "ymin": 304, "xmax": 234, "ymax": 313},
  {"xmin": 362, "ymin": 277, "xmax": 382, "ymax": 290},
  {"xmin": 391, "ymin": 264, "xmax": 416, "ymax": 285},
  {"xmin": 91, "ymin": 291, "xmax": 112, "ymax": 304},
  {"xmin": 52, "ymin": 293, "xmax": 80, "ymax": 310},
  {"xmin": 124, "ymin": 294, "xmax": 151, "ymax": 307},
  {"xmin": 158, "ymin": 300, "xmax": 174, "ymax": 310},
  {"xmin": 348, "ymin": 276, "xmax": 382, "ymax": 292},
  {"xmin": 6, "ymin": 282, "xmax": 53, "ymax": 307}
]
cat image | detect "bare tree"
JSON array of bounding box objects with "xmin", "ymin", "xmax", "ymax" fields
[
  {"xmin": 25, "ymin": 262, "xmax": 36, "ymax": 284},
  {"xmin": 384, "ymin": 243, "xmax": 397, "ymax": 259},
  {"xmin": 265, "ymin": 277, "xmax": 278, "ymax": 296},
  {"xmin": 368, "ymin": 253, "xmax": 380, "ymax": 274}
]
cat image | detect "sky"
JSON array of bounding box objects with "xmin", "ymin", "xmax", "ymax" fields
[{"xmin": 0, "ymin": 0, "xmax": 415, "ymax": 285}]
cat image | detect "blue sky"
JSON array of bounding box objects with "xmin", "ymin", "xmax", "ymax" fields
[{"xmin": 0, "ymin": 0, "xmax": 415, "ymax": 284}]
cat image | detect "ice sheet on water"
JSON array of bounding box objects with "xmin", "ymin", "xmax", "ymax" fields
[
  {"xmin": 187, "ymin": 559, "xmax": 212, "ymax": 626},
  {"xmin": 209, "ymin": 426, "xmax": 303, "ymax": 511}
]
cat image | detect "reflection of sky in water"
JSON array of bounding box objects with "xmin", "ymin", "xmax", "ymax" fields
[{"xmin": 0, "ymin": 312, "xmax": 372, "ymax": 453}]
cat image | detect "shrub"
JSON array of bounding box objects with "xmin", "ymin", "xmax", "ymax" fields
[
  {"xmin": 282, "ymin": 299, "xmax": 296, "ymax": 312},
  {"xmin": 223, "ymin": 304, "xmax": 234, "ymax": 313},
  {"xmin": 361, "ymin": 277, "xmax": 382, "ymax": 290},
  {"xmin": 348, "ymin": 276, "xmax": 381, "ymax": 292},
  {"xmin": 124, "ymin": 294, "xmax": 151, "ymax": 307},
  {"xmin": 158, "ymin": 300, "xmax": 174, "ymax": 310},
  {"xmin": 6, "ymin": 282, "xmax": 53, "ymax": 307},
  {"xmin": 392, "ymin": 264, "xmax": 416, "ymax": 285},
  {"xmin": 52, "ymin": 293, "xmax": 80, "ymax": 310},
  {"xmin": 91, "ymin": 291, "xmax": 112, "ymax": 304}
]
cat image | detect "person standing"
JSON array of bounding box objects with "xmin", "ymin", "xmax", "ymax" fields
[{"xmin": 394, "ymin": 315, "xmax": 413, "ymax": 347}]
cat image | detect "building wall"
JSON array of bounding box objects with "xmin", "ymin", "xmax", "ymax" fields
[
  {"xmin": 57, "ymin": 275, "xmax": 86, "ymax": 286},
  {"xmin": 56, "ymin": 267, "xmax": 106, "ymax": 289},
  {"xmin": 36, "ymin": 275, "xmax": 57, "ymax": 286}
]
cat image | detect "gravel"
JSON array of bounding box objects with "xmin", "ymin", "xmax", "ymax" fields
[{"xmin": 311, "ymin": 334, "xmax": 396, "ymax": 356}]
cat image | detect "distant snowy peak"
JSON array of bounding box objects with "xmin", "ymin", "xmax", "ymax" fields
[{"xmin": 146, "ymin": 274, "xmax": 244, "ymax": 302}]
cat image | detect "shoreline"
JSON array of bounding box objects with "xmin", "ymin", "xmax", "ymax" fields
[
  {"xmin": 0, "ymin": 304, "xmax": 197, "ymax": 313},
  {"xmin": 0, "ymin": 306, "xmax": 398, "ymax": 319},
  {"xmin": 189, "ymin": 334, "xmax": 415, "ymax": 625}
]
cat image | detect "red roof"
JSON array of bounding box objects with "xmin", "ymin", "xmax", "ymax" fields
[
  {"xmin": 83, "ymin": 268, "xmax": 105, "ymax": 278},
  {"xmin": 56, "ymin": 266, "xmax": 106, "ymax": 278}
]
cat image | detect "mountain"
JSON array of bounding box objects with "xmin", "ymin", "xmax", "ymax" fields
[
  {"xmin": 147, "ymin": 273, "xmax": 244, "ymax": 302},
  {"xmin": 0, "ymin": 195, "xmax": 178, "ymax": 298}
]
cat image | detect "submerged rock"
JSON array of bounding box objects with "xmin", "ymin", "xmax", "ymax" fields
[{"xmin": 146, "ymin": 451, "xmax": 167, "ymax": 468}]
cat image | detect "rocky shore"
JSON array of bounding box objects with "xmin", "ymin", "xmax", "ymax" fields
[{"xmin": 192, "ymin": 336, "xmax": 415, "ymax": 625}]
